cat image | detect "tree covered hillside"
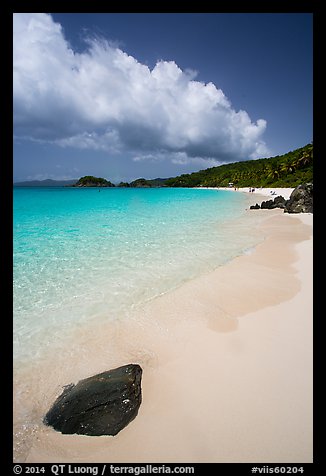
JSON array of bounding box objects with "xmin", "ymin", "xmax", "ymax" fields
[
  {"xmin": 68, "ymin": 144, "xmax": 312, "ymax": 189},
  {"xmin": 164, "ymin": 143, "xmax": 313, "ymax": 188},
  {"xmin": 74, "ymin": 176, "xmax": 115, "ymax": 187}
]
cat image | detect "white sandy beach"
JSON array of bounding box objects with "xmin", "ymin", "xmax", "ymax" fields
[
  {"xmin": 204, "ymin": 186, "xmax": 295, "ymax": 201},
  {"xmin": 20, "ymin": 195, "xmax": 313, "ymax": 464}
]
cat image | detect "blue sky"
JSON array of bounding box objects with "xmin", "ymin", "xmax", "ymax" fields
[{"xmin": 13, "ymin": 13, "xmax": 313, "ymax": 183}]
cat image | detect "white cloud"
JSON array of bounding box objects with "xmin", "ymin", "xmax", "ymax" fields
[
  {"xmin": 132, "ymin": 153, "xmax": 164, "ymax": 163},
  {"xmin": 133, "ymin": 151, "xmax": 221, "ymax": 168},
  {"xmin": 170, "ymin": 152, "xmax": 221, "ymax": 168},
  {"xmin": 56, "ymin": 129, "xmax": 121, "ymax": 152},
  {"xmin": 13, "ymin": 13, "xmax": 270, "ymax": 164}
]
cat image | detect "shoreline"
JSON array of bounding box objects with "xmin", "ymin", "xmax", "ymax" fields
[
  {"xmin": 22, "ymin": 206, "xmax": 313, "ymax": 463},
  {"xmin": 197, "ymin": 186, "xmax": 294, "ymax": 201}
]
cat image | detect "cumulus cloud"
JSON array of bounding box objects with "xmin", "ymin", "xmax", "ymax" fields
[
  {"xmin": 13, "ymin": 13, "xmax": 269, "ymax": 165},
  {"xmin": 133, "ymin": 151, "xmax": 221, "ymax": 168}
]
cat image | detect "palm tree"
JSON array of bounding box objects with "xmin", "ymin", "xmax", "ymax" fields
[
  {"xmin": 280, "ymin": 160, "xmax": 295, "ymax": 175},
  {"xmin": 297, "ymin": 149, "xmax": 313, "ymax": 168},
  {"xmin": 267, "ymin": 165, "xmax": 281, "ymax": 180}
]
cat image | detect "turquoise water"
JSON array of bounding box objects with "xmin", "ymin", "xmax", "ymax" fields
[{"xmin": 13, "ymin": 187, "xmax": 259, "ymax": 363}]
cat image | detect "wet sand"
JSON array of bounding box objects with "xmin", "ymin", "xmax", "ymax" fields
[{"xmin": 21, "ymin": 208, "xmax": 313, "ymax": 463}]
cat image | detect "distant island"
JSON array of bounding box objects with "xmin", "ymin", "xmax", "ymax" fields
[
  {"xmin": 14, "ymin": 143, "xmax": 312, "ymax": 189},
  {"xmin": 73, "ymin": 176, "xmax": 115, "ymax": 187},
  {"xmin": 125, "ymin": 178, "xmax": 168, "ymax": 188},
  {"xmin": 14, "ymin": 178, "xmax": 78, "ymax": 187}
]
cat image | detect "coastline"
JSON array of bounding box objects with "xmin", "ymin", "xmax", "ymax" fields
[
  {"xmin": 198, "ymin": 186, "xmax": 295, "ymax": 201},
  {"xmin": 22, "ymin": 202, "xmax": 313, "ymax": 463}
]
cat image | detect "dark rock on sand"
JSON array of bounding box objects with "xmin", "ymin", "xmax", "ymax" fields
[
  {"xmin": 273, "ymin": 196, "xmax": 287, "ymax": 209},
  {"xmin": 259, "ymin": 196, "xmax": 287, "ymax": 210},
  {"xmin": 250, "ymin": 185, "xmax": 313, "ymax": 213},
  {"xmin": 260, "ymin": 199, "xmax": 275, "ymax": 209},
  {"xmin": 285, "ymin": 183, "xmax": 313, "ymax": 213},
  {"xmin": 43, "ymin": 364, "xmax": 142, "ymax": 436}
]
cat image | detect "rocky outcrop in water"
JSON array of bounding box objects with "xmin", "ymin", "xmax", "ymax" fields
[
  {"xmin": 250, "ymin": 183, "xmax": 313, "ymax": 213},
  {"xmin": 43, "ymin": 364, "xmax": 142, "ymax": 436}
]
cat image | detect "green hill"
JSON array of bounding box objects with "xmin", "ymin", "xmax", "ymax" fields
[
  {"xmin": 74, "ymin": 176, "xmax": 115, "ymax": 187},
  {"xmin": 164, "ymin": 143, "xmax": 313, "ymax": 188},
  {"xmin": 44, "ymin": 143, "xmax": 312, "ymax": 190},
  {"xmin": 128, "ymin": 177, "xmax": 169, "ymax": 187}
]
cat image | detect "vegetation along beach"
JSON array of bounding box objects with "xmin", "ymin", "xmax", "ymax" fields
[{"xmin": 13, "ymin": 13, "xmax": 313, "ymax": 465}]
